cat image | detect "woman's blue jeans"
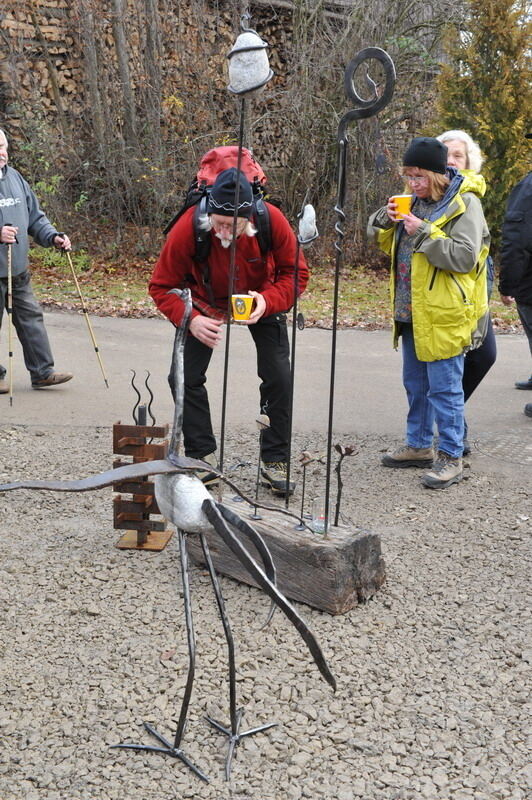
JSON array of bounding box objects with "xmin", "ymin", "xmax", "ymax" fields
[{"xmin": 401, "ymin": 324, "xmax": 464, "ymax": 458}]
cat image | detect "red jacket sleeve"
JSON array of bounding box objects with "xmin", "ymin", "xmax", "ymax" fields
[{"xmin": 149, "ymin": 209, "xmax": 208, "ymax": 326}]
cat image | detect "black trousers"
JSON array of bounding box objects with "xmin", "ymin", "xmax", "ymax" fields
[
  {"xmin": 169, "ymin": 313, "xmax": 291, "ymax": 462},
  {"xmin": 463, "ymin": 314, "xmax": 497, "ymax": 403}
]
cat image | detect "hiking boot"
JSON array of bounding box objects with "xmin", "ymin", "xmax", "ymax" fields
[
  {"xmin": 381, "ymin": 445, "xmax": 434, "ymax": 468},
  {"xmin": 0, "ymin": 377, "xmax": 8, "ymax": 394},
  {"xmin": 524, "ymin": 403, "xmax": 532, "ymax": 418},
  {"xmin": 32, "ymin": 372, "xmax": 73, "ymax": 389},
  {"xmin": 515, "ymin": 376, "xmax": 532, "ymax": 390},
  {"xmin": 261, "ymin": 461, "xmax": 295, "ymax": 497},
  {"xmin": 195, "ymin": 452, "xmax": 219, "ymax": 486},
  {"xmin": 421, "ymin": 451, "xmax": 463, "ymax": 490}
]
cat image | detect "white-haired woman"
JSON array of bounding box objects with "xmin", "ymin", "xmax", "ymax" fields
[{"xmin": 437, "ymin": 130, "xmax": 496, "ymax": 454}]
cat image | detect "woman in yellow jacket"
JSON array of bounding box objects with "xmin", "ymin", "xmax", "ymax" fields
[{"xmin": 368, "ymin": 137, "xmax": 490, "ymax": 489}]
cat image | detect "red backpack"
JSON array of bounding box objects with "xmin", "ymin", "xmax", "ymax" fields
[{"xmin": 163, "ymin": 146, "xmax": 271, "ymax": 261}]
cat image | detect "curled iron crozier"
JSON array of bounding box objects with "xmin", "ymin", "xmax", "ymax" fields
[{"xmin": 324, "ymin": 48, "xmax": 396, "ymax": 535}]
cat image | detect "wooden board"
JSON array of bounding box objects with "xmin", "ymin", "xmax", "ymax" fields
[
  {"xmin": 115, "ymin": 529, "xmax": 174, "ymax": 551},
  {"xmin": 186, "ymin": 499, "xmax": 386, "ymax": 616}
]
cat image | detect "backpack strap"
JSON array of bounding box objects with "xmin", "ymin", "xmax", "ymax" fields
[
  {"xmin": 252, "ymin": 191, "xmax": 271, "ymax": 255},
  {"xmin": 191, "ymin": 193, "xmax": 272, "ymax": 307}
]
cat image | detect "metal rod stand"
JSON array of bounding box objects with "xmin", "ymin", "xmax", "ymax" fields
[{"xmin": 219, "ymin": 96, "xmax": 246, "ymax": 476}]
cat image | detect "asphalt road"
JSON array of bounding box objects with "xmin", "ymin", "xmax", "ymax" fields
[{"xmin": 0, "ymin": 311, "xmax": 530, "ymax": 469}]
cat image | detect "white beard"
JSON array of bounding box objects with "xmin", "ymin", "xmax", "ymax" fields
[{"xmin": 215, "ymin": 231, "xmax": 233, "ymax": 248}]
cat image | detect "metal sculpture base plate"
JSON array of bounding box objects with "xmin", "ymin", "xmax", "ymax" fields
[{"xmin": 115, "ymin": 529, "xmax": 174, "ymax": 551}]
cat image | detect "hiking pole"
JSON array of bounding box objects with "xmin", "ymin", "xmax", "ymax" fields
[
  {"xmin": 64, "ymin": 250, "xmax": 109, "ymax": 388},
  {"xmin": 323, "ymin": 48, "xmax": 395, "ymax": 536},
  {"xmin": 285, "ymin": 202, "xmax": 319, "ymax": 509},
  {"xmin": 5, "ymin": 229, "xmax": 14, "ymax": 406}
]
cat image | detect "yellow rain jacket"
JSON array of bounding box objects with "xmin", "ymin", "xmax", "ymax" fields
[{"xmin": 368, "ymin": 172, "xmax": 490, "ymax": 362}]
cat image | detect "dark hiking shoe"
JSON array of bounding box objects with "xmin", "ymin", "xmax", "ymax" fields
[
  {"xmin": 196, "ymin": 452, "xmax": 219, "ymax": 487},
  {"xmin": 196, "ymin": 452, "xmax": 220, "ymax": 486},
  {"xmin": 32, "ymin": 372, "xmax": 73, "ymax": 389},
  {"xmin": 381, "ymin": 445, "xmax": 434, "ymax": 468},
  {"xmin": 524, "ymin": 403, "xmax": 532, "ymax": 418},
  {"xmin": 261, "ymin": 461, "xmax": 295, "ymax": 496},
  {"xmin": 515, "ymin": 376, "xmax": 532, "ymax": 390},
  {"xmin": 421, "ymin": 451, "xmax": 463, "ymax": 490}
]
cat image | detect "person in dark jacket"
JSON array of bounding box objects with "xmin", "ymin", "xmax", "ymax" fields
[
  {"xmin": 498, "ymin": 133, "xmax": 532, "ymax": 394},
  {"xmin": 0, "ymin": 128, "xmax": 73, "ymax": 391},
  {"xmin": 149, "ymin": 167, "xmax": 308, "ymax": 496}
]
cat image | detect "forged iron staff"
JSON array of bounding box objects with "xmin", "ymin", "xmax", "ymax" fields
[
  {"xmin": 324, "ymin": 48, "xmax": 396, "ymax": 534},
  {"xmin": 65, "ymin": 250, "xmax": 109, "ymax": 388},
  {"xmin": 218, "ymin": 95, "xmax": 246, "ymax": 478},
  {"xmin": 218, "ymin": 13, "xmax": 273, "ymax": 479},
  {"xmin": 285, "ymin": 202, "xmax": 319, "ymax": 508}
]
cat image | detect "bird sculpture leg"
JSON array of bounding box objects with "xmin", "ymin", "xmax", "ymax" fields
[
  {"xmin": 202, "ymin": 498, "xmax": 337, "ymax": 693},
  {"xmin": 110, "ymin": 528, "xmax": 209, "ymax": 783},
  {"xmin": 200, "ymin": 533, "xmax": 277, "ymax": 780}
]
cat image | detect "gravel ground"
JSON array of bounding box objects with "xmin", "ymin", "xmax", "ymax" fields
[{"xmin": 0, "ymin": 424, "xmax": 530, "ymax": 800}]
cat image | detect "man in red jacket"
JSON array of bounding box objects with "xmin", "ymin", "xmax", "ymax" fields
[{"xmin": 149, "ymin": 168, "xmax": 308, "ymax": 496}]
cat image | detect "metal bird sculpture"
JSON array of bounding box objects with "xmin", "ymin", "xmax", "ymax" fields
[{"xmin": 0, "ymin": 288, "xmax": 335, "ymax": 782}]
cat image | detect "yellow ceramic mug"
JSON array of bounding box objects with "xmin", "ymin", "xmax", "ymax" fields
[
  {"xmin": 231, "ymin": 294, "xmax": 254, "ymax": 321},
  {"xmin": 390, "ymin": 194, "xmax": 412, "ymax": 219}
]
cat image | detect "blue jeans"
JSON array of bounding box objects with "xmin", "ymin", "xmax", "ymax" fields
[{"xmin": 401, "ymin": 324, "xmax": 464, "ymax": 458}]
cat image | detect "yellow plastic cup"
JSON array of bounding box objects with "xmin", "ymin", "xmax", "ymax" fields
[
  {"xmin": 231, "ymin": 294, "xmax": 254, "ymax": 321},
  {"xmin": 390, "ymin": 194, "xmax": 412, "ymax": 219}
]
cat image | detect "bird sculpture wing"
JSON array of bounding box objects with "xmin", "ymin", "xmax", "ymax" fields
[
  {"xmin": 202, "ymin": 498, "xmax": 337, "ymax": 691},
  {"xmin": 216, "ymin": 502, "xmax": 277, "ymax": 626},
  {"xmin": 0, "ymin": 456, "xmax": 209, "ymax": 493}
]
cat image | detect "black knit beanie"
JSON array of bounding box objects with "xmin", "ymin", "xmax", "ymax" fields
[
  {"xmin": 403, "ymin": 137, "xmax": 448, "ymax": 174},
  {"xmin": 207, "ymin": 168, "xmax": 253, "ymax": 218}
]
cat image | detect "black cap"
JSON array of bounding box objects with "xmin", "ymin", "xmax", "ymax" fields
[
  {"xmin": 207, "ymin": 168, "xmax": 253, "ymax": 218},
  {"xmin": 403, "ymin": 137, "xmax": 448, "ymax": 174}
]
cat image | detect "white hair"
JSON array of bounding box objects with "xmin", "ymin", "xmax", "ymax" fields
[
  {"xmin": 0, "ymin": 129, "xmax": 7, "ymax": 145},
  {"xmin": 437, "ymin": 129, "xmax": 484, "ymax": 174},
  {"xmin": 197, "ymin": 213, "xmax": 257, "ymax": 238}
]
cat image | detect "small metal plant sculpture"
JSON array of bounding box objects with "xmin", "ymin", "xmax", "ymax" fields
[
  {"xmin": 333, "ymin": 443, "xmax": 358, "ymax": 527},
  {"xmin": 0, "ymin": 289, "xmax": 335, "ymax": 783},
  {"xmin": 297, "ymin": 450, "xmax": 326, "ymax": 531},
  {"xmin": 130, "ymin": 369, "xmax": 156, "ymax": 426}
]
